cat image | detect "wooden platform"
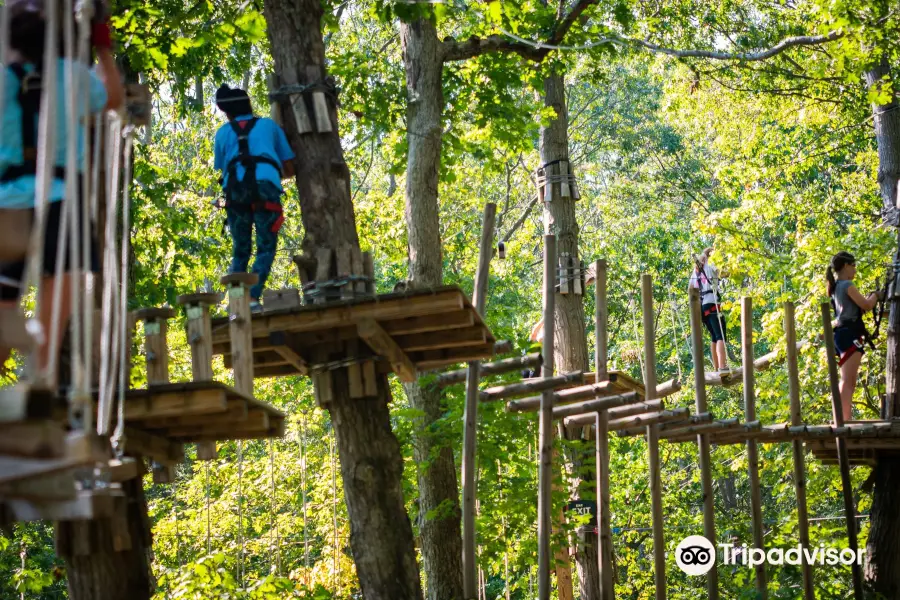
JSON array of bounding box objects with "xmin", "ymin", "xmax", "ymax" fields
[
  {"xmin": 210, "ymin": 286, "xmax": 496, "ymax": 380},
  {"xmin": 123, "ymin": 381, "xmax": 286, "ymax": 445}
]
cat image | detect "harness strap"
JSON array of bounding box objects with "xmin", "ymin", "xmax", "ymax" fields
[
  {"xmin": 702, "ymin": 305, "xmax": 720, "ymax": 318},
  {"xmin": 0, "ymin": 64, "xmax": 59, "ymax": 183}
]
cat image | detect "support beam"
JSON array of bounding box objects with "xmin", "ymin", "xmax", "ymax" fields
[
  {"xmin": 357, "ymin": 318, "xmax": 417, "ymax": 382},
  {"xmin": 434, "ymin": 353, "xmax": 542, "ymax": 388},
  {"xmin": 593, "ymin": 259, "xmax": 614, "ymax": 600},
  {"xmin": 537, "ymin": 234, "xmax": 556, "ymax": 600},
  {"xmin": 642, "ymin": 274, "xmax": 666, "ymax": 600},
  {"xmin": 564, "ymin": 400, "xmax": 663, "ymax": 428},
  {"xmin": 463, "ymin": 202, "xmax": 495, "ymax": 600},
  {"xmin": 742, "ymin": 297, "xmax": 767, "ymax": 599},
  {"xmin": 178, "ymin": 292, "xmax": 222, "ymax": 461},
  {"xmin": 785, "ymin": 301, "xmax": 814, "ymax": 600},
  {"xmin": 821, "ymin": 302, "xmax": 864, "ymax": 599},
  {"xmin": 550, "ymin": 392, "xmax": 640, "ymax": 419},
  {"xmin": 689, "ymin": 287, "xmax": 719, "ymax": 600},
  {"xmin": 480, "ymin": 371, "xmax": 583, "ymax": 403}
]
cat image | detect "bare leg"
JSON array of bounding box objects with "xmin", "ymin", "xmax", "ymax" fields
[
  {"xmin": 710, "ymin": 341, "xmax": 720, "ymax": 371},
  {"xmin": 37, "ymin": 274, "xmax": 73, "ymax": 387},
  {"xmin": 715, "ymin": 341, "xmax": 728, "ymax": 371},
  {"xmin": 838, "ymin": 351, "xmax": 863, "ymax": 421}
]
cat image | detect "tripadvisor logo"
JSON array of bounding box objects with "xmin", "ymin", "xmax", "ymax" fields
[{"xmin": 675, "ymin": 535, "xmax": 866, "ymax": 576}]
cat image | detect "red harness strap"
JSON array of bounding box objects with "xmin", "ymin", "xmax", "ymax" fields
[{"xmin": 703, "ymin": 304, "xmax": 720, "ymax": 318}]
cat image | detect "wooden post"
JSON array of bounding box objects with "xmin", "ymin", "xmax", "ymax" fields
[
  {"xmin": 462, "ymin": 202, "xmax": 496, "ymax": 600},
  {"xmin": 641, "ymin": 274, "xmax": 666, "ymax": 600},
  {"xmin": 134, "ymin": 308, "xmax": 175, "ymax": 385},
  {"xmin": 784, "ymin": 301, "xmax": 815, "ymax": 600},
  {"xmin": 222, "ymin": 273, "xmax": 258, "ymax": 395},
  {"xmin": 592, "ymin": 258, "xmax": 614, "ymax": 599},
  {"xmin": 688, "ymin": 287, "xmax": 719, "ymax": 599},
  {"xmin": 595, "ymin": 259, "xmax": 608, "ymax": 382},
  {"xmin": 821, "ymin": 303, "xmax": 865, "ymax": 599},
  {"xmin": 538, "ymin": 234, "xmax": 556, "ymax": 600},
  {"xmin": 178, "ymin": 292, "xmax": 223, "ymax": 461},
  {"xmin": 742, "ymin": 297, "xmax": 767, "ymax": 598}
]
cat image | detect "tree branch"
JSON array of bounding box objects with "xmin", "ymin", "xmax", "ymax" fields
[
  {"xmin": 441, "ymin": 0, "xmax": 598, "ymax": 63},
  {"xmin": 608, "ymin": 29, "xmax": 845, "ymax": 61}
]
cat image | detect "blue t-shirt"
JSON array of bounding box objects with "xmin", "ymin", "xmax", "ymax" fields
[
  {"xmin": 213, "ymin": 115, "xmax": 295, "ymax": 192},
  {"xmin": 0, "ymin": 58, "xmax": 107, "ymax": 209}
]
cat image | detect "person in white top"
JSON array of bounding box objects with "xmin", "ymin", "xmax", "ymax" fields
[{"xmin": 689, "ymin": 247, "xmax": 729, "ymax": 372}]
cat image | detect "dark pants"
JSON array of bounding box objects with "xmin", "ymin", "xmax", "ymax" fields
[
  {"xmin": 225, "ymin": 181, "xmax": 283, "ymax": 300},
  {"xmin": 702, "ymin": 303, "xmax": 727, "ymax": 343}
]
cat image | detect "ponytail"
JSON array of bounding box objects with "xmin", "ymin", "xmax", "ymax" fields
[{"xmin": 826, "ymin": 266, "xmax": 836, "ymax": 297}]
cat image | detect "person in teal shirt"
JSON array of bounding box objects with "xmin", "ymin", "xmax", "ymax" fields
[
  {"xmin": 214, "ymin": 85, "xmax": 295, "ymax": 312},
  {"xmin": 0, "ymin": 0, "xmax": 123, "ymax": 382}
]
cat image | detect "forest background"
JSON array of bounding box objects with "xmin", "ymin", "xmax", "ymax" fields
[{"xmin": 1, "ymin": 0, "xmax": 898, "ymax": 597}]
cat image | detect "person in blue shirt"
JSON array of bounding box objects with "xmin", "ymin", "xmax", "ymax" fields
[
  {"xmin": 214, "ymin": 84, "xmax": 295, "ymax": 312},
  {"xmin": 0, "ymin": 0, "xmax": 124, "ymax": 381}
]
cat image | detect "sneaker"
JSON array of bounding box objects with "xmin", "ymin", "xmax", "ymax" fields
[{"xmin": 250, "ymin": 300, "xmax": 263, "ymax": 314}]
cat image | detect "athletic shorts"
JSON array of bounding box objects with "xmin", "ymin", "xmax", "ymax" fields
[
  {"xmin": 702, "ymin": 303, "xmax": 727, "ymax": 343},
  {"xmin": 0, "ymin": 198, "xmax": 98, "ymax": 302},
  {"xmin": 834, "ymin": 320, "xmax": 866, "ymax": 366}
]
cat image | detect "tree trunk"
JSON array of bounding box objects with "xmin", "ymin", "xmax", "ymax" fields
[
  {"xmin": 56, "ymin": 476, "xmax": 155, "ymax": 600},
  {"xmin": 262, "ymin": 2, "xmax": 423, "ymax": 598},
  {"xmin": 399, "ymin": 17, "xmax": 464, "ymax": 600},
  {"xmin": 866, "ymin": 58, "xmax": 900, "ymax": 598},
  {"xmin": 540, "ymin": 70, "xmax": 586, "ymax": 600}
]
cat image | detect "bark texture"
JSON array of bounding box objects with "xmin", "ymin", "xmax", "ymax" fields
[
  {"xmin": 539, "ymin": 71, "xmax": 588, "ymax": 600},
  {"xmin": 56, "ymin": 476, "xmax": 155, "ymax": 600},
  {"xmin": 263, "ymin": 1, "xmax": 423, "ymax": 597},
  {"xmin": 865, "ymin": 59, "xmax": 900, "ymax": 598},
  {"xmin": 400, "ymin": 16, "xmax": 465, "ymax": 600}
]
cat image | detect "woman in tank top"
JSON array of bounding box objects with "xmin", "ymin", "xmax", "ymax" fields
[{"xmin": 827, "ymin": 251, "xmax": 883, "ymax": 420}]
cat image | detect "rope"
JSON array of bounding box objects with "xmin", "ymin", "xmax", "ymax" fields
[
  {"xmin": 23, "ymin": 0, "xmax": 60, "ymax": 381},
  {"xmin": 631, "ymin": 295, "xmax": 645, "ymax": 375},
  {"xmin": 301, "ymin": 414, "xmax": 309, "ymax": 571},
  {"xmin": 331, "ymin": 433, "xmax": 338, "ymax": 591},
  {"xmin": 113, "ymin": 126, "xmax": 136, "ymax": 450}
]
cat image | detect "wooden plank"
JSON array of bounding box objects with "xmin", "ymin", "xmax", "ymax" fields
[
  {"xmin": 435, "ymin": 353, "xmax": 542, "ymax": 388},
  {"xmin": 312, "ymin": 91, "xmax": 332, "ymax": 132},
  {"xmin": 210, "ymin": 286, "xmax": 469, "ymax": 345},
  {"xmin": 821, "ymin": 302, "xmax": 864, "ymax": 599},
  {"xmin": 124, "ymin": 388, "xmax": 229, "ymax": 420},
  {"xmin": 381, "ymin": 310, "xmax": 475, "ymax": 336},
  {"xmin": 480, "ymin": 371, "xmax": 584, "ymax": 403},
  {"xmin": 0, "ymin": 420, "xmax": 66, "ymax": 458},
  {"xmin": 564, "ymin": 400, "xmax": 663, "ymax": 428},
  {"xmin": 123, "ymin": 427, "xmax": 185, "ymax": 463},
  {"xmin": 508, "ymin": 381, "xmax": 616, "ymax": 413},
  {"xmin": 413, "ymin": 343, "xmax": 497, "ymax": 370},
  {"xmin": 608, "ymin": 408, "xmax": 689, "ymax": 431},
  {"xmin": 347, "ymin": 340, "xmax": 364, "ymax": 399},
  {"xmin": 0, "ymin": 469, "xmax": 76, "ymax": 501},
  {"xmin": 688, "ymin": 287, "xmax": 719, "ymax": 599},
  {"xmin": 351, "ymin": 247, "xmax": 365, "ymax": 294},
  {"xmin": 362, "ymin": 360, "xmax": 378, "ymax": 397},
  {"xmin": 362, "ymin": 251, "xmax": 375, "ymax": 295},
  {"xmin": 107, "ymin": 458, "xmax": 139, "ymax": 483},
  {"xmin": 550, "ymin": 392, "xmax": 641, "ymax": 419},
  {"xmin": 314, "ymin": 247, "xmax": 333, "ymax": 304},
  {"xmin": 272, "ymin": 345, "xmax": 309, "ymax": 374},
  {"xmin": 336, "ymin": 245, "xmax": 354, "ymax": 300},
  {"xmin": 137, "ymin": 399, "xmax": 249, "ymax": 429},
  {"xmin": 357, "ymin": 318, "xmax": 417, "ymax": 382},
  {"xmin": 165, "ymin": 408, "xmax": 270, "ymax": 438},
  {"xmin": 395, "ymin": 326, "xmax": 487, "ymax": 352},
  {"xmin": 7, "ymin": 488, "xmax": 119, "ymax": 522}
]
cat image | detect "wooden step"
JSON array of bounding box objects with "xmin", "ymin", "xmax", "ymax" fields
[{"xmin": 5, "ymin": 487, "xmax": 121, "ymax": 522}]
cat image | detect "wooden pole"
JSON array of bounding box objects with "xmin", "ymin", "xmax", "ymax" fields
[
  {"xmin": 595, "ymin": 409, "xmax": 614, "ymax": 600},
  {"xmin": 595, "ymin": 259, "xmax": 608, "ymax": 382},
  {"xmin": 688, "ymin": 287, "xmax": 719, "ymax": 599},
  {"xmin": 642, "ymin": 274, "xmax": 666, "ymax": 600},
  {"xmin": 821, "ymin": 303, "xmax": 865, "ymax": 599},
  {"xmin": 178, "ymin": 292, "xmax": 222, "ymax": 461},
  {"xmin": 135, "ymin": 308, "xmax": 175, "ymax": 385},
  {"xmin": 538, "ymin": 234, "xmax": 556, "ymax": 600},
  {"xmin": 462, "ymin": 202, "xmax": 496, "ymax": 599},
  {"xmin": 784, "ymin": 301, "xmax": 814, "ymax": 600},
  {"xmin": 742, "ymin": 297, "xmax": 767, "ymax": 598}
]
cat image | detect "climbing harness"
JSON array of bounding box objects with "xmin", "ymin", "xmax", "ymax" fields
[{"xmin": 222, "ymin": 118, "xmax": 284, "ymax": 218}]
